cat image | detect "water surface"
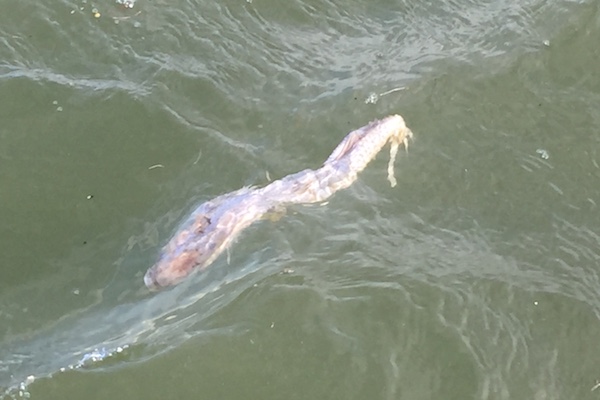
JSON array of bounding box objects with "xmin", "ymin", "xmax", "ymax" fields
[{"xmin": 2, "ymin": 0, "xmax": 600, "ymax": 399}]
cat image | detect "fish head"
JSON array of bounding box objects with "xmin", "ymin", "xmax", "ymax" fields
[
  {"xmin": 144, "ymin": 248, "xmax": 202, "ymax": 290},
  {"xmin": 143, "ymin": 213, "xmax": 219, "ymax": 290}
]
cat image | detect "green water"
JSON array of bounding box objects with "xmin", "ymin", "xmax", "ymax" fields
[{"xmin": 2, "ymin": 0, "xmax": 600, "ymax": 399}]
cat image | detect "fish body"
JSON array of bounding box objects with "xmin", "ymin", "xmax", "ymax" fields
[
  {"xmin": 144, "ymin": 188, "xmax": 274, "ymax": 289},
  {"xmin": 144, "ymin": 114, "xmax": 413, "ymax": 290}
]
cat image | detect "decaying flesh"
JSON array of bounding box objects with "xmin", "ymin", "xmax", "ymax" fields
[{"xmin": 144, "ymin": 114, "xmax": 413, "ymax": 290}]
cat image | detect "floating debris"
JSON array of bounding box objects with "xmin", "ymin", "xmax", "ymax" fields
[
  {"xmin": 365, "ymin": 86, "xmax": 406, "ymax": 104},
  {"xmin": 116, "ymin": 0, "xmax": 135, "ymax": 9},
  {"xmin": 536, "ymin": 148, "xmax": 549, "ymax": 160},
  {"xmin": 112, "ymin": 10, "xmax": 142, "ymax": 23},
  {"xmin": 52, "ymin": 100, "xmax": 63, "ymax": 111},
  {"xmin": 193, "ymin": 149, "xmax": 202, "ymax": 165},
  {"xmin": 144, "ymin": 115, "xmax": 413, "ymax": 289}
]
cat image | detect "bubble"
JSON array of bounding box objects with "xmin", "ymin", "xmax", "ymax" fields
[
  {"xmin": 116, "ymin": 0, "xmax": 135, "ymax": 8},
  {"xmin": 365, "ymin": 93, "xmax": 379, "ymax": 104}
]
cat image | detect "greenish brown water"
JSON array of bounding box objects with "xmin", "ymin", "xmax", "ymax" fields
[{"xmin": 2, "ymin": 0, "xmax": 600, "ymax": 399}]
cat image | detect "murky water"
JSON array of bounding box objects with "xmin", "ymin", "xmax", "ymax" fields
[{"xmin": 2, "ymin": 0, "xmax": 600, "ymax": 399}]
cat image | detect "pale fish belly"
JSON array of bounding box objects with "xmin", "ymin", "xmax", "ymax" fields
[{"xmin": 143, "ymin": 115, "xmax": 413, "ymax": 290}]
